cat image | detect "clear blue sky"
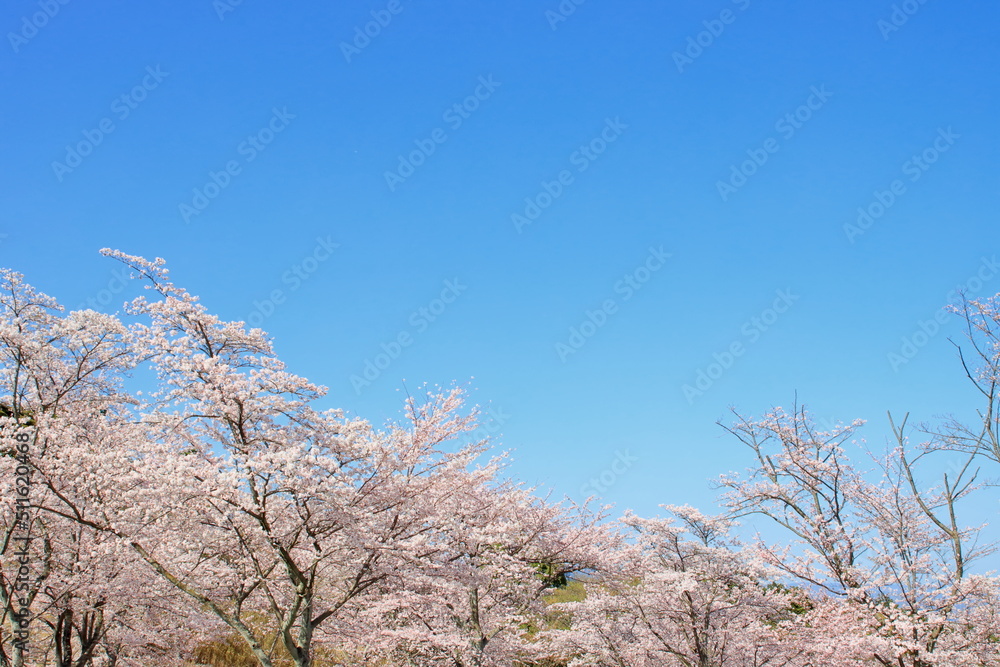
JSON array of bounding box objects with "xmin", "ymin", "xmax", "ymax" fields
[{"xmin": 2, "ymin": 0, "xmax": 999, "ymax": 520}]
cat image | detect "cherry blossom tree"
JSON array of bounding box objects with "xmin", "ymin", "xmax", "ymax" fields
[
  {"xmin": 33, "ymin": 250, "xmax": 515, "ymax": 667},
  {"xmin": 363, "ymin": 475, "xmax": 611, "ymax": 666},
  {"xmin": 0, "ymin": 267, "xmax": 198, "ymax": 666},
  {"xmin": 718, "ymin": 403, "xmax": 1000, "ymax": 666},
  {"xmin": 2, "ymin": 252, "xmax": 617, "ymax": 667},
  {"xmin": 921, "ymin": 293, "xmax": 1000, "ymax": 466},
  {"xmin": 5, "ymin": 254, "xmax": 1000, "ymax": 667},
  {"xmin": 544, "ymin": 506, "xmax": 799, "ymax": 667}
]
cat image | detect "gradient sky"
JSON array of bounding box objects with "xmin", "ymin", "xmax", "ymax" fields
[{"xmin": 2, "ymin": 0, "xmax": 999, "ymax": 525}]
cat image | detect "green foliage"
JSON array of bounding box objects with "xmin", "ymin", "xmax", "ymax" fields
[
  {"xmin": 544, "ymin": 579, "xmax": 586, "ymax": 605},
  {"xmin": 0, "ymin": 402, "xmax": 34, "ymax": 457},
  {"xmin": 0, "ymin": 402, "xmax": 36, "ymax": 427},
  {"xmin": 532, "ymin": 560, "xmax": 569, "ymax": 589},
  {"xmin": 763, "ymin": 582, "xmax": 815, "ymax": 616},
  {"xmin": 522, "ymin": 579, "xmax": 588, "ymax": 637}
]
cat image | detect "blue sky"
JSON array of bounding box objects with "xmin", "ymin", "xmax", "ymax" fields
[{"xmin": 2, "ymin": 0, "xmax": 999, "ymax": 521}]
